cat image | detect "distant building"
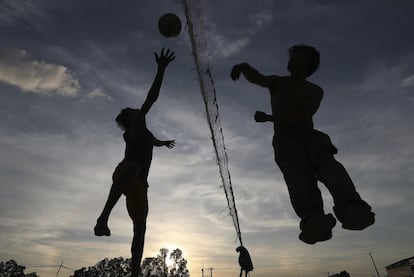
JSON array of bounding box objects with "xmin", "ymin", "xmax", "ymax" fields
[
  {"xmin": 386, "ymin": 256, "xmax": 414, "ymax": 277},
  {"xmin": 329, "ymin": 271, "xmax": 351, "ymax": 277}
]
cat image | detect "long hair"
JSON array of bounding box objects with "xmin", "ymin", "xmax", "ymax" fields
[{"xmin": 115, "ymin": 108, "xmax": 135, "ymax": 131}]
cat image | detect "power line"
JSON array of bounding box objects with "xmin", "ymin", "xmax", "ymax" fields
[
  {"xmin": 27, "ymin": 263, "xmax": 76, "ymax": 271},
  {"xmin": 56, "ymin": 261, "xmax": 63, "ymax": 277}
]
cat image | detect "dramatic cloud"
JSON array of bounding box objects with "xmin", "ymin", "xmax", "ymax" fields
[{"xmin": 0, "ymin": 48, "xmax": 80, "ymax": 96}]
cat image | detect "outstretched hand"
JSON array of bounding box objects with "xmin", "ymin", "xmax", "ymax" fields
[
  {"xmin": 164, "ymin": 140, "xmax": 176, "ymax": 149},
  {"xmin": 231, "ymin": 63, "xmax": 249, "ymax": 81},
  {"xmin": 155, "ymin": 48, "xmax": 175, "ymax": 68}
]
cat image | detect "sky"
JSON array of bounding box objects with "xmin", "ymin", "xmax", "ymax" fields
[{"xmin": 1, "ymin": 0, "xmax": 414, "ymax": 277}]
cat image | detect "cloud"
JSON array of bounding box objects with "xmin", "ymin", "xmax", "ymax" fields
[
  {"xmin": 355, "ymin": 62, "xmax": 401, "ymax": 93},
  {"xmin": 86, "ymin": 88, "xmax": 113, "ymax": 101},
  {"xmin": 197, "ymin": 8, "xmax": 275, "ymax": 61},
  {"xmin": 249, "ymin": 10, "xmax": 274, "ymax": 31},
  {"xmin": 0, "ymin": 48, "xmax": 80, "ymax": 96},
  {"xmin": 206, "ymin": 32, "xmax": 250, "ymax": 59},
  {"xmin": 204, "ymin": 10, "xmax": 273, "ymax": 59},
  {"xmin": 0, "ymin": 1, "xmax": 47, "ymax": 31},
  {"xmin": 399, "ymin": 74, "xmax": 414, "ymax": 88}
]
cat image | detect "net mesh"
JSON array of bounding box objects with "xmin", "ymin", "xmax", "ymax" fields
[{"xmin": 181, "ymin": 0, "xmax": 243, "ymax": 246}]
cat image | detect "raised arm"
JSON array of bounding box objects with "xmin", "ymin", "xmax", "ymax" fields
[
  {"xmin": 231, "ymin": 63, "xmax": 279, "ymax": 88},
  {"xmin": 140, "ymin": 48, "xmax": 175, "ymax": 116}
]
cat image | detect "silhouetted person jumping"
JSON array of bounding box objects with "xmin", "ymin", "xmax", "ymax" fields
[
  {"xmin": 231, "ymin": 45, "xmax": 375, "ymax": 244},
  {"xmin": 94, "ymin": 48, "xmax": 176, "ymax": 276}
]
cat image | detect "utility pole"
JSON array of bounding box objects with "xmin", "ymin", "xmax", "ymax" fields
[
  {"xmin": 369, "ymin": 252, "xmax": 381, "ymax": 277},
  {"xmin": 209, "ymin": 267, "xmax": 214, "ymax": 277}
]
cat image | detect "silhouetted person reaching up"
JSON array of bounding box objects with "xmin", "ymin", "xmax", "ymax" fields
[
  {"xmin": 231, "ymin": 45, "xmax": 375, "ymax": 244},
  {"xmin": 94, "ymin": 48, "xmax": 176, "ymax": 276}
]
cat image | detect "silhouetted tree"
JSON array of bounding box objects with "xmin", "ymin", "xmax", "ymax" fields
[
  {"xmin": 142, "ymin": 248, "xmax": 189, "ymax": 277},
  {"xmin": 169, "ymin": 248, "xmax": 189, "ymax": 277},
  {"xmin": 142, "ymin": 255, "xmax": 163, "ymax": 277}
]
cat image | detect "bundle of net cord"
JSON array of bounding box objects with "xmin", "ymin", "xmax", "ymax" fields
[{"xmin": 236, "ymin": 246, "xmax": 254, "ymax": 277}]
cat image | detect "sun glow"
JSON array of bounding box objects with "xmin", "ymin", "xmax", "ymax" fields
[
  {"xmin": 166, "ymin": 257, "xmax": 174, "ymax": 268},
  {"xmin": 162, "ymin": 244, "xmax": 187, "ymax": 267}
]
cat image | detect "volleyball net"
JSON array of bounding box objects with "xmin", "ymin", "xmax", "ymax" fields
[{"xmin": 181, "ymin": 0, "xmax": 243, "ymax": 246}]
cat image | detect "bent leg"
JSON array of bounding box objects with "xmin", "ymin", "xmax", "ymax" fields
[
  {"xmin": 273, "ymin": 135, "xmax": 335, "ymax": 243},
  {"xmin": 94, "ymin": 182, "xmax": 122, "ymax": 236},
  {"xmin": 316, "ymin": 155, "xmax": 361, "ymax": 209},
  {"xmin": 95, "ymin": 161, "xmax": 139, "ymax": 236},
  {"xmin": 315, "ymin": 154, "xmax": 374, "ymax": 229}
]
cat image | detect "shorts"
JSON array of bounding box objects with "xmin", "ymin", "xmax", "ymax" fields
[
  {"xmin": 112, "ymin": 160, "xmax": 148, "ymax": 193},
  {"xmin": 113, "ymin": 160, "xmax": 148, "ymax": 222}
]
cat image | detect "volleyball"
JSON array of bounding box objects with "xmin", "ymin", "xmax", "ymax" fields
[{"xmin": 158, "ymin": 13, "xmax": 182, "ymax": 38}]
